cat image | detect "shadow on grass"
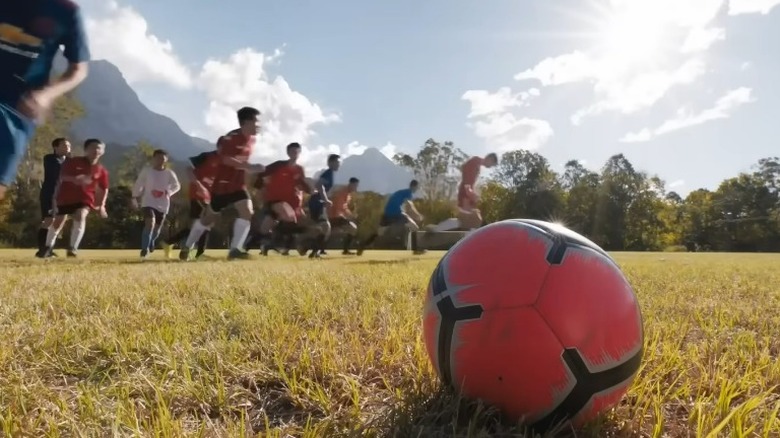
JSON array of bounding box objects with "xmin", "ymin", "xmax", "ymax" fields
[
  {"xmin": 348, "ymin": 258, "xmax": 426, "ymax": 267},
  {"xmin": 367, "ymin": 387, "xmax": 621, "ymax": 438}
]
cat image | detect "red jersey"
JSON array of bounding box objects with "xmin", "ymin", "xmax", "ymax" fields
[
  {"xmin": 461, "ymin": 156, "xmax": 483, "ymax": 188},
  {"xmin": 56, "ymin": 157, "xmax": 109, "ymax": 208},
  {"xmin": 188, "ymin": 151, "xmax": 221, "ymax": 202},
  {"xmin": 262, "ymin": 160, "xmax": 307, "ymax": 205},
  {"xmin": 211, "ymin": 129, "xmax": 256, "ymax": 195}
]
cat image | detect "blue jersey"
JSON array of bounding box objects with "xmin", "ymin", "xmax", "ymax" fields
[
  {"xmin": 0, "ymin": 0, "xmax": 90, "ymax": 106},
  {"xmin": 40, "ymin": 153, "xmax": 65, "ymax": 194},
  {"xmin": 309, "ymin": 168, "xmax": 334, "ymax": 204},
  {"xmin": 383, "ymin": 188, "xmax": 413, "ymax": 216}
]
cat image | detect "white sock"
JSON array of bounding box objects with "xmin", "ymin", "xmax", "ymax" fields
[
  {"xmin": 184, "ymin": 220, "xmax": 208, "ymax": 248},
  {"xmin": 230, "ymin": 218, "xmax": 251, "ymax": 250},
  {"xmin": 45, "ymin": 226, "xmax": 60, "ymax": 247},
  {"xmin": 70, "ymin": 220, "xmax": 86, "ymax": 250}
]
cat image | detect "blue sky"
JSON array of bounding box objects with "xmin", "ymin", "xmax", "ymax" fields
[{"xmin": 79, "ymin": 0, "xmax": 780, "ymax": 195}]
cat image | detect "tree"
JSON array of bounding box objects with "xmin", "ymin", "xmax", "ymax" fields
[
  {"xmin": 393, "ymin": 138, "xmax": 468, "ymax": 202},
  {"xmin": 491, "ymin": 150, "xmax": 565, "ymax": 221}
]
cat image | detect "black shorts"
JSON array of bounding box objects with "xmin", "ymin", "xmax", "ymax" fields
[
  {"xmin": 211, "ymin": 190, "xmax": 249, "ymax": 213},
  {"xmin": 56, "ymin": 203, "xmax": 88, "ymax": 216},
  {"xmin": 308, "ymin": 200, "xmax": 327, "ymax": 222},
  {"xmin": 142, "ymin": 206, "xmax": 166, "ymax": 223},
  {"xmin": 40, "ymin": 192, "xmax": 54, "ymax": 218},
  {"xmin": 330, "ymin": 217, "xmax": 354, "ymax": 228},
  {"xmin": 380, "ymin": 214, "xmax": 408, "ymax": 227},
  {"xmin": 190, "ymin": 199, "xmax": 206, "ymax": 219}
]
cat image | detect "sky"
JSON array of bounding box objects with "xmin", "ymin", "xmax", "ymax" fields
[{"xmin": 77, "ymin": 0, "xmax": 780, "ymax": 195}]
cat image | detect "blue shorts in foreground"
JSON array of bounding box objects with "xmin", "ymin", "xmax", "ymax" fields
[{"xmin": 0, "ymin": 102, "xmax": 36, "ymax": 186}]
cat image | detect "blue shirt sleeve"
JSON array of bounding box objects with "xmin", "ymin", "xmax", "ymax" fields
[{"xmin": 60, "ymin": 6, "xmax": 91, "ymax": 63}]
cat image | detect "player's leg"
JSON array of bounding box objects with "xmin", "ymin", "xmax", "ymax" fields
[
  {"xmin": 140, "ymin": 207, "xmax": 156, "ymax": 258},
  {"xmin": 68, "ymin": 206, "xmax": 90, "ymax": 257},
  {"xmin": 0, "ymin": 103, "xmax": 35, "ymax": 201},
  {"xmin": 36, "ymin": 193, "xmax": 56, "ymax": 258},
  {"xmin": 401, "ymin": 213, "xmax": 429, "ymax": 255},
  {"xmin": 334, "ymin": 218, "xmax": 358, "ymax": 255},
  {"xmin": 148, "ymin": 209, "xmax": 166, "ymax": 253},
  {"xmin": 307, "ymin": 215, "xmax": 330, "ymax": 259},
  {"xmin": 264, "ymin": 202, "xmax": 299, "ymax": 255},
  {"xmin": 43, "ymin": 208, "xmax": 72, "ymax": 257},
  {"xmin": 357, "ymin": 215, "xmax": 401, "ymax": 255},
  {"xmin": 164, "ymin": 200, "xmax": 199, "ymax": 258},
  {"xmin": 227, "ymin": 191, "xmax": 254, "ymax": 260},
  {"xmin": 179, "ymin": 201, "xmax": 218, "ymax": 261}
]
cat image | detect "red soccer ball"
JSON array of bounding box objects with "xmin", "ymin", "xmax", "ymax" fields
[{"xmin": 422, "ymin": 219, "xmax": 644, "ymax": 429}]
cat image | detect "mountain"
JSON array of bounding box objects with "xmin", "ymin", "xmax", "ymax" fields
[
  {"xmin": 314, "ymin": 147, "xmax": 414, "ymax": 194},
  {"xmin": 56, "ymin": 58, "xmax": 212, "ymax": 159}
]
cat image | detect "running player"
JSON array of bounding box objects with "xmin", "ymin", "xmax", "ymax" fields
[
  {"xmin": 179, "ymin": 106, "xmax": 263, "ymax": 261},
  {"xmin": 162, "ymin": 150, "xmax": 219, "ymax": 259},
  {"xmin": 35, "ymin": 137, "xmax": 71, "ymax": 258},
  {"xmin": 327, "ymin": 177, "xmax": 360, "ymax": 255},
  {"xmin": 305, "ymin": 154, "xmax": 340, "ymax": 256},
  {"xmin": 131, "ymin": 149, "xmax": 181, "ymax": 259},
  {"xmin": 42, "ymin": 138, "xmax": 109, "ymax": 258},
  {"xmin": 0, "ymin": 1, "xmax": 90, "ymax": 201},
  {"xmin": 257, "ymin": 142, "xmax": 316, "ymax": 256},
  {"xmin": 357, "ymin": 180, "xmax": 427, "ymax": 255},
  {"xmin": 457, "ymin": 153, "xmax": 498, "ymax": 229}
]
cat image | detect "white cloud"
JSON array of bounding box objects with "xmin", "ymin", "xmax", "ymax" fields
[
  {"xmin": 461, "ymin": 87, "xmax": 540, "ymax": 118},
  {"xmin": 470, "ymin": 113, "xmax": 553, "ymax": 152},
  {"xmin": 728, "ymin": 0, "xmax": 780, "ymax": 14},
  {"xmin": 514, "ymin": 51, "xmax": 597, "ymax": 86},
  {"xmin": 571, "ymin": 59, "xmax": 707, "ymax": 124},
  {"xmin": 668, "ymin": 179, "xmax": 686, "ymax": 189},
  {"xmin": 620, "ymin": 87, "xmax": 755, "ymax": 142},
  {"xmin": 82, "ymin": 0, "xmax": 193, "ymax": 89},
  {"xmin": 681, "ymin": 27, "xmax": 726, "ymax": 53},
  {"xmin": 461, "ymin": 86, "xmax": 553, "ymax": 152},
  {"xmin": 196, "ymin": 48, "xmax": 341, "ymax": 160}
]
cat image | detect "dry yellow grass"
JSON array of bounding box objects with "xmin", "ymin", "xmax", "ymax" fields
[{"xmin": 0, "ymin": 249, "xmax": 778, "ymax": 437}]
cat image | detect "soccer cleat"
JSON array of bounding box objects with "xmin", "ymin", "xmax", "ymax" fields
[
  {"xmin": 179, "ymin": 248, "xmax": 191, "ymax": 261},
  {"xmin": 227, "ymin": 248, "xmax": 250, "ymax": 260},
  {"xmin": 140, "ymin": 248, "xmax": 149, "ymax": 259},
  {"xmin": 66, "ymin": 249, "xmax": 78, "ymax": 258},
  {"xmin": 308, "ymin": 251, "xmax": 321, "ymax": 259},
  {"xmin": 342, "ymin": 250, "xmax": 356, "ymax": 255},
  {"xmin": 163, "ymin": 243, "xmax": 172, "ymax": 259}
]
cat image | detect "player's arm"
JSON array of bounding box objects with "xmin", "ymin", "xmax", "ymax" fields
[
  {"xmin": 39, "ymin": 7, "xmax": 90, "ymax": 102},
  {"xmin": 315, "ymin": 176, "xmax": 330, "ymax": 203},
  {"xmin": 404, "ymin": 199, "xmax": 422, "ymax": 219},
  {"xmin": 94, "ymin": 171, "xmax": 109, "ymax": 214},
  {"xmin": 167, "ymin": 170, "xmax": 181, "ymax": 196},
  {"xmin": 297, "ymin": 170, "xmax": 313, "ymax": 194}
]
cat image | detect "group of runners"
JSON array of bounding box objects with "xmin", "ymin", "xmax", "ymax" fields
[{"xmin": 30, "ymin": 105, "xmax": 498, "ymax": 260}]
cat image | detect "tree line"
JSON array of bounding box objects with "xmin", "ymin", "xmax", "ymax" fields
[{"xmin": 1, "ymin": 96, "xmax": 778, "ymax": 252}]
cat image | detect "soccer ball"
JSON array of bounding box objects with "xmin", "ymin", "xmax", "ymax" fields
[{"xmin": 421, "ymin": 219, "xmax": 643, "ymax": 430}]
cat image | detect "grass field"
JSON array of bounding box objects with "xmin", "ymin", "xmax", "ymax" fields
[{"xmin": 0, "ymin": 249, "xmax": 779, "ymax": 437}]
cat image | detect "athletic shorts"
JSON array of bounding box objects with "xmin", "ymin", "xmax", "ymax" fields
[
  {"xmin": 457, "ymin": 184, "xmax": 479, "ymax": 210},
  {"xmin": 189, "ymin": 199, "xmax": 206, "ymax": 219},
  {"xmin": 56, "ymin": 203, "xmax": 88, "ymax": 216},
  {"xmin": 210, "ymin": 189, "xmax": 249, "ymax": 213},
  {"xmin": 379, "ymin": 214, "xmax": 409, "ymax": 227},
  {"xmin": 40, "ymin": 191, "xmax": 54, "ymax": 218},
  {"xmin": 308, "ymin": 200, "xmax": 328, "ymax": 222},
  {"xmin": 0, "ymin": 102, "xmax": 36, "ymax": 186},
  {"xmin": 142, "ymin": 206, "xmax": 166, "ymax": 223}
]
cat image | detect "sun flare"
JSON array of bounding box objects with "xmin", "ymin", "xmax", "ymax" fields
[{"xmin": 595, "ymin": 3, "xmax": 670, "ymax": 64}]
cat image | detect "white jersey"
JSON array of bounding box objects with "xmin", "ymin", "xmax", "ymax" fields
[{"xmin": 132, "ymin": 166, "xmax": 181, "ymax": 214}]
